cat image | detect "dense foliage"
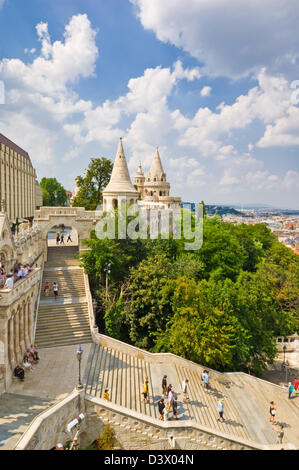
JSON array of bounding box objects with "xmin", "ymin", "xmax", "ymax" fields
[
  {"xmin": 80, "ymin": 210, "xmax": 299, "ymax": 376},
  {"xmin": 40, "ymin": 177, "xmax": 67, "ymax": 206},
  {"xmin": 72, "ymin": 157, "xmax": 113, "ymax": 210}
]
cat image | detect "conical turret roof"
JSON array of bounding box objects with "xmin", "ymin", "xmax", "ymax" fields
[
  {"xmin": 148, "ymin": 147, "xmax": 166, "ymax": 180},
  {"xmin": 104, "ymin": 138, "xmax": 137, "ymax": 194},
  {"xmin": 135, "ymin": 162, "xmax": 144, "ymax": 177}
]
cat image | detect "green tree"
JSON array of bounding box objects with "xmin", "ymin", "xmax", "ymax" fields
[
  {"xmin": 72, "ymin": 157, "xmax": 113, "ymax": 210},
  {"xmin": 40, "ymin": 177, "xmax": 67, "ymax": 206},
  {"xmin": 154, "ymin": 277, "xmax": 248, "ymax": 371},
  {"xmin": 124, "ymin": 254, "xmax": 175, "ymax": 349}
]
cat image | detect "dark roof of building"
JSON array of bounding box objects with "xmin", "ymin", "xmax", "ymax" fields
[{"xmin": 0, "ymin": 133, "xmax": 33, "ymax": 166}]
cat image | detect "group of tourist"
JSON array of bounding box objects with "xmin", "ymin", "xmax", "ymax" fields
[
  {"xmin": 13, "ymin": 345, "xmax": 40, "ymax": 381},
  {"xmin": 56, "ymin": 232, "xmax": 72, "ymax": 245},
  {"xmin": 44, "ymin": 281, "xmax": 59, "ymax": 298},
  {"xmin": 158, "ymin": 378, "xmax": 179, "ymax": 421},
  {"xmin": 101, "ymin": 368, "xmax": 298, "ymax": 446},
  {"xmin": 0, "ymin": 262, "xmax": 31, "ymax": 290}
]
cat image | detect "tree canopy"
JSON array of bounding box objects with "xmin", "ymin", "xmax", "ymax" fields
[
  {"xmin": 72, "ymin": 157, "xmax": 113, "ymax": 210},
  {"xmin": 80, "ymin": 211, "xmax": 299, "ymax": 376},
  {"xmin": 40, "ymin": 177, "xmax": 67, "ymax": 207}
]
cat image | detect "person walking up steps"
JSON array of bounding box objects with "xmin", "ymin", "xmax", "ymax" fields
[
  {"xmin": 67, "ymin": 233, "xmax": 72, "ymax": 243},
  {"xmin": 103, "ymin": 388, "xmax": 110, "ymax": 401},
  {"xmin": 276, "ymin": 425, "xmax": 284, "ymax": 444},
  {"xmin": 53, "ymin": 282, "xmax": 59, "ymax": 299},
  {"xmin": 217, "ymin": 399, "xmax": 225, "ymax": 422},
  {"xmin": 168, "ymin": 387, "xmax": 175, "ymax": 413},
  {"xmin": 203, "ymin": 370, "xmax": 210, "ymax": 392},
  {"xmin": 142, "ymin": 378, "xmax": 149, "ymax": 403},
  {"xmin": 269, "ymin": 401, "xmax": 276, "ymax": 425},
  {"xmin": 162, "ymin": 375, "xmax": 167, "ymax": 396},
  {"xmin": 44, "ymin": 281, "xmax": 50, "ymax": 297},
  {"xmin": 158, "ymin": 398, "xmax": 165, "ymax": 420},
  {"xmin": 60, "ymin": 233, "xmax": 64, "ymax": 244},
  {"xmin": 173, "ymin": 396, "xmax": 179, "ymax": 420},
  {"xmin": 182, "ymin": 379, "xmax": 189, "ymax": 403},
  {"xmin": 288, "ymin": 382, "xmax": 293, "ymax": 399},
  {"xmin": 163, "ymin": 401, "xmax": 170, "ymax": 421}
]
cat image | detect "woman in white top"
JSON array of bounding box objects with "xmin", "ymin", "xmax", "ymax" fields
[{"xmin": 22, "ymin": 355, "xmax": 33, "ymax": 371}]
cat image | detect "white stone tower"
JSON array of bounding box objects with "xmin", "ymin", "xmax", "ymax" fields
[
  {"xmin": 103, "ymin": 138, "xmax": 138, "ymax": 211},
  {"xmin": 134, "ymin": 162, "xmax": 145, "ymax": 199}
]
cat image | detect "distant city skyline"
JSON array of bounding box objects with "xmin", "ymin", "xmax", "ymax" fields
[{"xmin": 0, "ymin": 0, "xmax": 298, "ymax": 209}]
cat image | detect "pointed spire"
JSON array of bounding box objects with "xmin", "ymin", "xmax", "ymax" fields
[
  {"xmin": 148, "ymin": 147, "xmax": 165, "ymax": 180},
  {"xmin": 136, "ymin": 161, "xmax": 144, "ymax": 176},
  {"xmin": 103, "ymin": 138, "xmax": 137, "ymax": 193}
]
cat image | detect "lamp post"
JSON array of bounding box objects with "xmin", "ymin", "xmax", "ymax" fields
[
  {"xmin": 283, "ymin": 345, "xmax": 287, "ymax": 364},
  {"xmin": 76, "ymin": 346, "xmax": 83, "ymax": 390},
  {"xmin": 104, "ymin": 263, "xmax": 111, "ymax": 301}
]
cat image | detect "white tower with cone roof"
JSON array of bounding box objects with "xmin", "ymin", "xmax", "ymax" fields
[
  {"xmin": 134, "ymin": 147, "xmax": 181, "ymax": 209},
  {"xmin": 103, "ymin": 138, "xmax": 138, "ymax": 210}
]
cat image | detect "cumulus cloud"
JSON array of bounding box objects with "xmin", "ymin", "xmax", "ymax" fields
[
  {"xmin": 0, "ymin": 13, "xmax": 98, "ymax": 171},
  {"xmin": 200, "ymin": 86, "xmax": 211, "ymax": 97},
  {"xmin": 131, "ymin": 0, "xmax": 299, "ymax": 78}
]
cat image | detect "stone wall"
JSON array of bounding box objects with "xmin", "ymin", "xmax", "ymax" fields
[
  {"xmin": 15, "ymin": 391, "xmax": 85, "ymax": 450},
  {"xmin": 15, "ymin": 391, "xmax": 293, "ymax": 450}
]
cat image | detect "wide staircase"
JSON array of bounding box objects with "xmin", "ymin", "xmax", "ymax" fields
[
  {"xmin": 35, "ymin": 246, "xmax": 92, "ymax": 348},
  {"xmin": 84, "ymin": 343, "xmax": 270, "ymax": 444}
]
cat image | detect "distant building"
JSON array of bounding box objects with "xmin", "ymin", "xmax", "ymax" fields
[
  {"xmin": 181, "ymin": 202, "xmax": 196, "ymax": 213},
  {"xmin": 0, "ymin": 133, "xmax": 42, "ymax": 222}
]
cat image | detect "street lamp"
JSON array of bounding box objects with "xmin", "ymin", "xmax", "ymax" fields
[
  {"xmin": 283, "ymin": 345, "xmax": 287, "ymax": 364},
  {"xmin": 76, "ymin": 346, "xmax": 83, "ymax": 390},
  {"xmin": 104, "ymin": 263, "xmax": 111, "ymax": 301}
]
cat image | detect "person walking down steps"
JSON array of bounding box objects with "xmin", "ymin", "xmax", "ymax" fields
[{"xmin": 53, "ymin": 282, "xmax": 59, "ymax": 299}]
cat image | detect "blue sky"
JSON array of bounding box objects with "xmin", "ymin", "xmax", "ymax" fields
[{"xmin": 0, "ymin": 0, "xmax": 298, "ymax": 208}]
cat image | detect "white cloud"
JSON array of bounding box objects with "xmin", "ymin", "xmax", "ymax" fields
[
  {"xmin": 0, "ymin": 14, "xmax": 98, "ymax": 170},
  {"xmin": 0, "ymin": 14, "xmax": 98, "ymax": 98},
  {"xmin": 131, "ymin": 0, "xmax": 299, "ymax": 78},
  {"xmin": 200, "ymin": 86, "xmax": 211, "ymax": 97}
]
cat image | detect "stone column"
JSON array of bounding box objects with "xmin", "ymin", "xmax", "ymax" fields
[
  {"xmin": 28, "ymin": 301, "xmax": 33, "ymax": 345},
  {"xmin": 24, "ymin": 302, "xmax": 30, "ymax": 349},
  {"xmin": 8, "ymin": 317, "xmax": 16, "ymax": 366},
  {"xmin": 14, "ymin": 310, "xmax": 21, "ymax": 364},
  {"xmin": 19, "ymin": 305, "xmax": 25, "ymax": 356}
]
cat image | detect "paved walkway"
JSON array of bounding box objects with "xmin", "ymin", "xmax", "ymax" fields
[
  {"xmin": 1, "ymin": 344, "xmax": 93, "ymax": 449},
  {"xmin": 9, "ymin": 344, "xmax": 93, "ymax": 400}
]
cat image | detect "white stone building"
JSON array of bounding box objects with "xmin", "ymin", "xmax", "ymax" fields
[{"xmin": 103, "ymin": 139, "xmax": 181, "ymax": 211}]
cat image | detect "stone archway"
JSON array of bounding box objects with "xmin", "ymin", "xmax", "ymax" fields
[{"xmin": 33, "ymin": 207, "xmax": 99, "ymax": 259}]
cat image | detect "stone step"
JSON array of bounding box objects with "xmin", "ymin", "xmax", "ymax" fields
[{"xmin": 35, "ymin": 336, "xmax": 92, "ymax": 349}]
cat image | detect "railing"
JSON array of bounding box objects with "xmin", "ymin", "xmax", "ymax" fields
[{"xmin": 0, "ymin": 268, "xmax": 42, "ymax": 306}]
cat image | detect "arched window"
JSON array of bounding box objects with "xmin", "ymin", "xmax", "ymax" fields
[{"xmin": 112, "ymin": 199, "xmax": 118, "ymax": 209}]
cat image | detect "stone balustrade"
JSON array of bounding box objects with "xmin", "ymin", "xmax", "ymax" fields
[
  {"xmin": 0, "ymin": 269, "xmax": 42, "ymax": 307},
  {"xmin": 14, "ymin": 390, "xmax": 295, "ymax": 451}
]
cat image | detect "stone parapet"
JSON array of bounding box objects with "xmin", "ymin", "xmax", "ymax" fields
[
  {"xmin": 0, "ymin": 269, "xmax": 42, "ymax": 307},
  {"xmin": 14, "ymin": 391, "xmax": 296, "ymax": 451}
]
